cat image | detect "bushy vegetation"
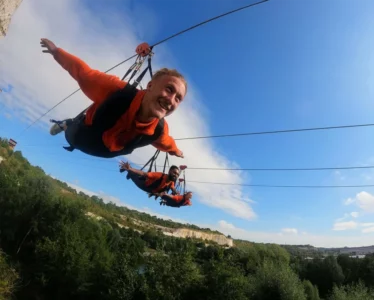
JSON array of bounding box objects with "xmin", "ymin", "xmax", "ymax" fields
[{"xmin": 1, "ymin": 138, "xmax": 374, "ymax": 299}]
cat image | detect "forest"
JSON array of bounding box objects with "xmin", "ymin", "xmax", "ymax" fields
[{"xmin": 1, "ymin": 138, "xmax": 374, "ymax": 300}]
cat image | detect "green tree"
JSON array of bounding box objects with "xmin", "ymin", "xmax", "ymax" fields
[
  {"xmin": 301, "ymin": 256, "xmax": 345, "ymax": 297},
  {"xmin": 337, "ymin": 254, "xmax": 362, "ymax": 285},
  {"xmin": 0, "ymin": 250, "xmax": 19, "ymax": 300},
  {"xmin": 303, "ymin": 280, "xmax": 320, "ymax": 300},
  {"xmin": 327, "ymin": 281, "xmax": 374, "ymax": 300},
  {"xmin": 101, "ymin": 252, "xmax": 140, "ymax": 300},
  {"xmin": 138, "ymin": 252, "xmax": 202, "ymax": 300},
  {"xmin": 199, "ymin": 260, "xmax": 249, "ymax": 300},
  {"xmin": 360, "ymin": 254, "xmax": 374, "ymax": 288},
  {"xmin": 248, "ymin": 260, "xmax": 307, "ymax": 300}
]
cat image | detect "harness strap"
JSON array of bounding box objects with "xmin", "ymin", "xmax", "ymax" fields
[
  {"xmin": 133, "ymin": 54, "xmax": 153, "ymax": 88},
  {"xmin": 145, "ymin": 150, "xmax": 160, "ymax": 172},
  {"xmin": 127, "ymin": 57, "xmax": 147, "ymax": 83},
  {"xmin": 121, "ymin": 61, "xmax": 137, "ymax": 81},
  {"xmin": 163, "ymin": 153, "xmax": 169, "ymax": 174},
  {"xmin": 183, "ymin": 171, "xmax": 186, "ymax": 195}
]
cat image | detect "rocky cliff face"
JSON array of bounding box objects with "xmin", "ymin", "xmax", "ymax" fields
[
  {"xmin": 128, "ymin": 217, "xmax": 233, "ymax": 247},
  {"xmin": 163, "ymin": 228, "xmax": 233, "ymax": 247},
  {"xmin": 0, "ymin": 0, "xmax": 22, "ymax": 37}
]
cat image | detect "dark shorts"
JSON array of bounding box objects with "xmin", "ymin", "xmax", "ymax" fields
[
  {"xmin": 127, "ymin": 172, "xmax": 153, "ymax": 193},
  {"xmin": 64, "ymin": 116, "xmax": 127, "ymax": 158}
]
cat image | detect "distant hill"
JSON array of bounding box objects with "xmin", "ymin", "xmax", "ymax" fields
[{"xmin": 281, "ymin": 244, "xmax": 374, "ymax": 257}]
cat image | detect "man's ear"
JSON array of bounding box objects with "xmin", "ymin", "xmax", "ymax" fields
[{"xmin": 146, "ymin": 80, "xmax": 153, "ymax": 90}]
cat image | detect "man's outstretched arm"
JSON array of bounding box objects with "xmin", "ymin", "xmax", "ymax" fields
[
  {"xmin": 119, "ymin": 161, "xmax": 148, "ymax": 178},
  {"xmin": 152, "ymin": 121, "xmax": 184, "ymax": 158},
  {"xmin": 40, "ymin": 38, "xmax": 126, "ymax": 104}
]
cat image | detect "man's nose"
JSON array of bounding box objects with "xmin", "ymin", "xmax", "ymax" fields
[{"xmin": 164, "ymin": 95, "xmax": 173, "ymax": 107}]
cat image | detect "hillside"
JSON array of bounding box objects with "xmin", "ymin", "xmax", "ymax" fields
[
  {"xmin": 0, "ymin": 138, "xmax": 232, "ymax": 247},
  {"xmin": 2, "ymin": 137, "xmax": 374, "ymax": 299},
  {"xmin": 281, "ymin": 244, "xmax": 374, "ymax": 258}
]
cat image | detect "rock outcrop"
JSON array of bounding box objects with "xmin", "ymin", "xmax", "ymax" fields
[
  {"xmin": 87, "ymin": 213, "xmax": 234, "ymax": 247},
  {"xmin": 163, "ymin": 228, "xmax": 233, "ymax": 247},
  {"xmin": 128, "ymin": 217, "xmax": 233, "ymax": 247},
  {"xmin": 0, "ymin": 0, "xmax": 22, "ymax": 37}
]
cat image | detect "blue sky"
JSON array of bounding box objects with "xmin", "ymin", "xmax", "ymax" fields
[{"xmin": 1, "ymin": 0, "xmax": 374, "ymax": 247}]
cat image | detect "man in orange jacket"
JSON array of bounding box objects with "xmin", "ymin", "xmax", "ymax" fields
[
  {"xmin": 119, "ymin": 161, "xmax": 180, "ymax": 195},
  {"xmin": 41, "ymin": 38, "xmax": 185, "ymax": 158}
]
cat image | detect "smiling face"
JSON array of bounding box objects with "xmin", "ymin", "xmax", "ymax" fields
[
  {"xmin": 141, "ymin": 74, "xmax": 187, "ymax": 121},
  {"xmin": 168, "ymin": 166, "xmax": 180, "ymax": 181}
]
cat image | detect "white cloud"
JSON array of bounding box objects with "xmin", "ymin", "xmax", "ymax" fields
[
  {"xmin": 66, "ymin": 181, "xmax": 124, "ymax": 206},
  {"xmin": 344, "ymin": 198, "xmax": 355, "ymax": 205},
  {"xmin": 336, "ymin": 213, "xmax": 349, "ymax": 222},
  {"xmin": 218, "ymin": 220, "xmax": 236, "ymax": 230},
  {"xmin": 333, "ymin": 221, "xmax": 358, "ymax": 231},
  {"xmin": 350, "ymin": 212, "xmax": 359, "ymax": 218},
  {"xmin": 67, "ymin": 182, "xmax": 97, "ymax": 197},
  {"xmin": 0, "ymin": 0, "xmax": 256, "ymax": 220},
  {"xmin": 362, "ymin": 227, "xmax": 374, "ymax": 233},
  {"xmin": 342, "ymin": 191, "xmax": 374, "ymax": 214},
  {"xmin": 215, "ymin": 220, "xmax": 374, "ymax": 248},
  {"xmin": 281, "ymin": 228, "xmax": 298, "ymax": 234},
  {"xmin": 331, "ymin": 220, "xmax": 374, "ymax": 234},
  {"xmin": 356, "ymin": 191, "xmax": 374, "ymax": 213}
]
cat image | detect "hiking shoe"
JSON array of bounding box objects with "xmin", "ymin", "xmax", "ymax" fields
[{"xmin": 49, "ymin": 121, "xmax": 66, "ymax": 136}]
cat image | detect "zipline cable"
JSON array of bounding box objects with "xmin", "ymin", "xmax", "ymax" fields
[
  {"xmin": 188, "ymin": 180, "xmax": 374, "ymax": 189},
  {"xmin": 175, "ymin": 123, "xmax": 374, "ymax": 141},
  {"xmin": 6, "ymin": 146, "xmax": 374, "ymax": 189},
  {"xmin": 16, "ymin": 0, "xmax": 269, "ymax": 137},
  {"xmin": 18, "ymin": 141, "xmax": 374, "ymax": 172},
  {"xmin": 151, "ymin": 0, "xmax": 269, "ymax": 47},
  {"xmin": 19, "ymin": 121, "xmax": 374, "ymax": 146}
]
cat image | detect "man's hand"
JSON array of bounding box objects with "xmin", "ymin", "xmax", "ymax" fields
[
  {"xmin": 40, "ymin": 38, "xmax": 58, "ymax": 55},
  {"xmin": 119, "ymin": 161, "xmax": 131, "ymax": 171},
  {"xmin": 171, "ymin": 188, "xmax": 180, "ymax": 195},
  {"xmin": 169, "ymin": 149, "xmax": 184, "ymax": 158}
]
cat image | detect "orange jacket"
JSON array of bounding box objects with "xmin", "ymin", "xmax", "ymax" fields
[
  {"xmin": 163, "ymin": 194, "xmax": 192, "ymax": 206},
  {"xmin": 146, "ymin": 172, "xmax": 175, "ymax": 193},
  {"xmin": 53, "ymin": 48, "xmax": 180, "ymax": 154}
]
